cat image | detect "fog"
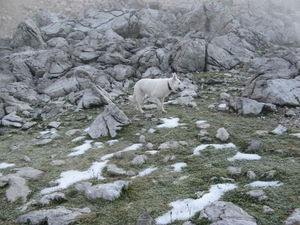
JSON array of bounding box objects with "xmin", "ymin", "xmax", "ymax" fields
[{"xmin": 0, "ymin": 0, "xmax": 300, "ymax": 43}]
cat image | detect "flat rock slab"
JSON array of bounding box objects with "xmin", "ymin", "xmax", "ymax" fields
[
  {"xmin": 199, "ymin": 201, "xmax": 257, "ymax": 225},
  {"xmin": 0, "ymin": 174, "xmax": 30, "ymax": 203},
  {"xmin": 16, "ymin": 206, "xmax": 91, "ymax": 225}
]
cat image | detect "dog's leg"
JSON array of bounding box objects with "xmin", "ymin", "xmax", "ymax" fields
[
  {"xmin": 156, "ymin": 97, "xmax": 167, "ymax": 113},
  {"xmin": 136, "ymin": 93, "xmax": 145, "ymax": 113},
  {"xmin": 160, "ymin": 97, "xmax": 167, "ymax": 113}
]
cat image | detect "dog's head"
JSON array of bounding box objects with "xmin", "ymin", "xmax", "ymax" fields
[{"xmin": 170, "ymin": 73, "xmax": 186, "ymax": 92}]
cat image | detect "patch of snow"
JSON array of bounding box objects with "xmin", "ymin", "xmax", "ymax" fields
[
  {"xmin": 132, "ymin": 166, "xmax": 158, "ymax": 179},
  {"xmin": 71, "ymin": 136, "xmax": 86, "ymax": 142},
  {"xmin": 17, "ymin": 200, "xmax": 35, "ymax": 212},
  {"xmin": 0, "ymin": 162, "xmax": 15, "ymax": 169},
  {"xmin": 195, "ymin": 120, "xmax": 207, "ymax": 124},
  {"xmin": 290, "ymin": 133, "xmax": 300, "ymax": 138},
  {"xmin": 68, "ymin": 140, "xmax": 93, "ymax": 156},
  {"xmin": 122, "ymin": 143, "xmax": 143, "ymax": 152},
  {"xmin": 101, "ymin": 153, "xmax": 115, "ymax": 161},
  {"xmin": 146, "ymin": 150, "xmax": 159, "ymax": 155},
  {"xmin": 106, "ymin": 139, "xmax": 119, "ymax": 146},
  {"xmin": 100, "ymin": 143, "xmax": 143, "ymax": 161},
  {"xmin": 40, "ymin": 129, "xmax": 57, "ymax": 136},
  {"xmin": 246, "ymin": 181, "xmax": 283, "ymax": 188},
  {"xmin": 156, "ymin": 183, "xmax": 237, "ymax": 224},
  {"xmin": 171, "ymin": 162, "xmax": 187, "ymax": 172},
  {"xmin": 178, "ymin": 175, "xmax": 189, "ymax": 180},
  {"xmin": 193, "ymin": 143, "xmax": 236, "ymax": 155},
  {"xmin": 40, "ymin": 161, "xmax": 108, "ymax": 195},
  {"xmin": 227, "ymin": 152, "xmax": 261, "ymax": 161},
  {"xmin": 157, "ymin": 117, "xmax": 185, "ymax": 128}
]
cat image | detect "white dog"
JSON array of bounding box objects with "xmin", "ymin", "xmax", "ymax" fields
[{"xmin": 129, "ymin": 73, "xmax": 185, "ymax": 113}]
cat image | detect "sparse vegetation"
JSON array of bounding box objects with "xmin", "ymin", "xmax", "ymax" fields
[{"xmin": 1, "ymin": 71, "xmax": 300, "ymax": 225}]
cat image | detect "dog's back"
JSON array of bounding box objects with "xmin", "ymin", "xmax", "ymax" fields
[{"xmin": 129, "ymin": 73, "xmax": 185, "ymax": 113}]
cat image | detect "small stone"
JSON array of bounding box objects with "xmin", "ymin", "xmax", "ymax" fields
[
  {"xmin": 285, "ymin": 109, "xmax": 296, "ymax": 117},
  {"xmin": 263, "ymin": 205, "xmax": 275, "ymax": 214},
  {"xmin": 247, "ymin": 189, "xmax": 266, "ymax": 198},
  {"xmin": 22, "ymin": 121, "xmax": 37, "ymax": 130},
  {"xmin": 196, "ymin": 120, "xmax": 210, "ymax": 129},
  {"xmin": 10, "ymin": 146, "xmax": 19, "ymax": 151},
  {"xmin": 107, "ymin": 164, "xmax": 127, "ymax": 176},
  {"xmin": 255, "ymin": 130, "xmax": 268, "ymax": 135},
  {"xmin": 221, "ymin": 177, "xmax": 235, "ymax": 182},
  {"xmin": 113, "ymin": 152, "xmax": 123, "ymax": 159},
  {"xmin": 75, "ymin": 115, "xmax": 88, "ymax": 121},
  {"xmin": 265, "ymin": 170, "xmax": 276, "ymax": 179},
  {"xmin": 148, "ymin": 128, "xmax": 156, "ymax": 133},
  {"xmin": 48, "ymin": 121, "xmax": 61, "ymax": 128},
  {"xmin": 50, "ymin": 160, "xmax": 66, "ymax": 166},
  {"xmin": 227, "ymin": 166, "xmax": 242, "ymax": 175},
  {"xmin": 246, "ymin": 140, "xmax": 261, "ymax": 152},
  {"xmin": 163, "ymin": 155, "xmax": 171, "ymax": 163},
  {"xmin": 144, "ymin": 113, "xmax": 153, "ymax": 118},
  {"xmin": 146, "ymin": 143, "xmax": 154, "ymax": 149},
  {"xmin": 132, "ymin": 155, "xmax": 147, "ymax": 166},
  {"xmin": 65, "ymin": 129, "xmax": 82, "ymax": 136},
  {"xmin": 136, "ymin": 213, "xmax": 153, "ymax": 225},
  {"xmin": 20, "ymin": 155, "xmax": 31, "ymax": 162},
  {"xmin": 247, "ymin": 170, "xmax": 256, "ymax": 180},
  {"xmin": 139, "ymin": 135, "xmax": 146, "ymax": 143},
  {"xmin": 216, "ymin": 127, "xmax": 230, "ymax": 141},
  {"xmin": 35, "ymin": 139, "xmax": 52, "ymax": 146},
  {"xmin": 220, "ymin": 92, "xmax": 231, "ymax": 101},
  {"xmin": 126, "ymin": 170, "xmax": 136, "ymax": 176}
]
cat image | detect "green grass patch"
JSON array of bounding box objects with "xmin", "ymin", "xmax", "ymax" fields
[{"xmin": 0, "ymin": 71, "xmax": 300, "ymax": 225}]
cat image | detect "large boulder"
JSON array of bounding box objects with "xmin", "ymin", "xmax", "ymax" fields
[
  {"xmin": 243, "ymin": 70, "xmax": 300, "ymax": 106},
  {"xmin": 88, "ymin": 102, "xmax": 131, "ymax": 138},
  {"xmin": 171, "ymin": 31, "xmax": 206, "ymax": 73},
  {"xmin": 41, "ymin": 19, "xmax": 75, "ymax": 41},
  {"xmin": 10, "ymin": 18, "xmax": 45, "ymax": 49},
  {"xmin": 230, "ymin": 0, "xmax": 300, "ymax": 45},
  {"xmin": 137, "ymin": 8, "xmax": 175, "ymax": 38},
  {"xmin": 131, "ymin": 46, "xmax": 171, "ymax": 77},
  {"xmin": 80, "ymin": 8, "xmax": 140, "ymax": 38},
  {"xmin": 0, "ymin": 69, "xmax": 17, "ymax": 84},
  {"xmin": 207, "ymin": 32, "xmax": 255, "ymax": 70},
  {"xmin": 0, "ymin": 94, "xmax": 33, "ymax": 113},
  {"xmin": 179, "ymin": 1, "xmax": 240, "ymax": 40}
]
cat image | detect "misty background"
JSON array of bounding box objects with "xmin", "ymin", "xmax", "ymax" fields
[{"xmin": 1, "ymin": 0, "xmax": 300, "ymax": 44}]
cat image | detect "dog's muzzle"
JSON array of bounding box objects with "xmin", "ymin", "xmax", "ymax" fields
[{"xmin": 176, "ymin": 87, "xmax": 185, "ymax": 92}]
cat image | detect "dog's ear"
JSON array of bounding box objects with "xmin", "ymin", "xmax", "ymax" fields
[{"xmin": 172, "ymin": 73, "xmax": 177, "ymax": 80}]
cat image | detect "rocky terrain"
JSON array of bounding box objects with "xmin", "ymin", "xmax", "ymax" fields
[{"xmin": 1, "ymin": 0, "xmax": 300, "ymax": 224}]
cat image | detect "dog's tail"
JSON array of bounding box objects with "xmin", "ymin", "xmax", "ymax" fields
[{"xmin": 128, "ymin": 95, "xmax": 135, "ymax": 103}]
